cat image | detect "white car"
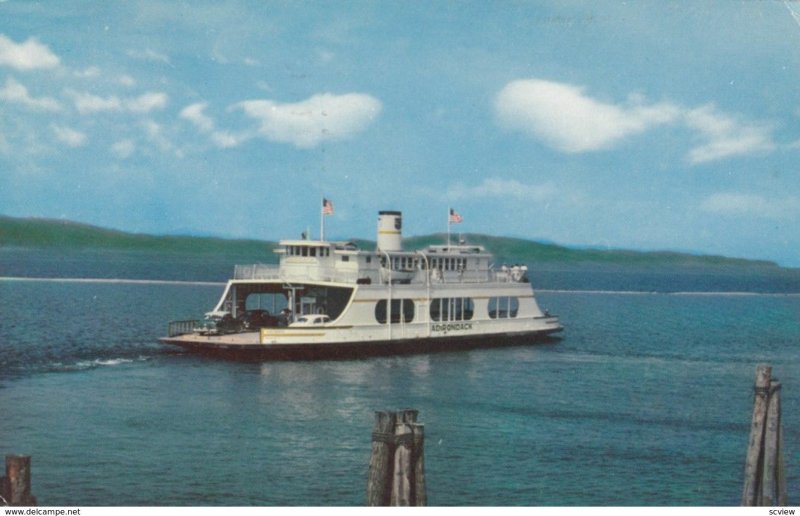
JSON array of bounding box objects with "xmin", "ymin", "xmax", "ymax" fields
[{"xmin": 289, "ymin": 314, "xmax": 331, "ymax": 326}]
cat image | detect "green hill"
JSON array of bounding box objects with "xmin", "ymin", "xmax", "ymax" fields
[
  {"xmin": 0, "ymin": 215, "xmax": 269, "ymax": 256},
  {"xmin": 0, "ymin": 215, "xmax": 780, "ymax": 269}
]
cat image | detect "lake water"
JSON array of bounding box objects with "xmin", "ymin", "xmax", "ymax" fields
[{"xmin": 1, "ymin": 248, "xmax": 798, "ymax": 506}]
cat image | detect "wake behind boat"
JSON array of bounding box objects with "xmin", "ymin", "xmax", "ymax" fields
[{"xmin": 160, "ymin": 210, "xmax": 562, "ymax": 359}]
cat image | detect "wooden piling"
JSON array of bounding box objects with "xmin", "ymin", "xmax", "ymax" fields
[
  {"xmin": 366, "ymin": 409, "xmax": 427, "ymax": 506},
  {"xmin": 366, "ymin": 411, "xmax": 396, "ymax": 506},
  {"xmin": 2, "ymin": 455, "xmax": 36, "ymax": 506},
  {"xmin": 390, "ymin": 422, "xmax": 413, "ymax": 506},
  {"xmin": 742, "ymin": 364, "xmax": 788, "ymax": 506},
  {"xmin": 742, "ymin": 364, "xmax": 771, "ymax": 506},
  {"xmin": 760, "ymin": 380, "xmax": 780, "ymax": 505},
  {"xmin": 411, "ymin": 422, "xmax": 427, "ymax": 506}
]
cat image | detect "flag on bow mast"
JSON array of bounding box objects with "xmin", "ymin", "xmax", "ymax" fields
[{"xmin": 447, "ymin": 207, "xmax": 463, "ymax": 246}]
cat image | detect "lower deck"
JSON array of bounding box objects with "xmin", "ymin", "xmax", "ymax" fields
[{"xmin": 160, "ymin": 325, "xmax": 562, "ymax": 360}]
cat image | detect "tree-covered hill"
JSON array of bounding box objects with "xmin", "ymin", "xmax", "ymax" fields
[{"xmin": 0, "ymin": 215, "xmax": 781, "ymax": 269}]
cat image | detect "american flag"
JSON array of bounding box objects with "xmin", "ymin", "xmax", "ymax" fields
[
  {"xmin": 449, "ymin": 208, "xmax": 463, "ymax": 224},
  {"xmin": 322, "ymin": 198, "xmax": 334, "ymax": 216}
]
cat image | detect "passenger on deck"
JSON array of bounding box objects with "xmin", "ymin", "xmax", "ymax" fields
[{"xmin": 277, "ymin": 308, "xmax": 293, "ymax": 327}]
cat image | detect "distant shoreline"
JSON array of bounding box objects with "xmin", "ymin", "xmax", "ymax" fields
[
  {"xmin": 0, "ymin": 276, "xmax": 224, "ymax": 286},
  {"xmin": 0, "ymin": 214, "xmax": 789, "ymax": 270},
  {"xmin": 2, "ymin": 276, "xmax": 798, "ymax": 296}
]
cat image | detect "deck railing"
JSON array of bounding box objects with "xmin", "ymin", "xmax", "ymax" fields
[
  {"xmin": 168, "ymin": 319, "xmax": 200, "ymax": 337},
  {"xmin": 234, "ymin": 264, "xmax": 281, "ymax": 280},
  {"xmin": 231, "ymin": 263, "xmax": 527, "ymax": 284}
]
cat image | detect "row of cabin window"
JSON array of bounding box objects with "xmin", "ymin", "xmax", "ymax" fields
[
  {"xmin": 430, "ymin": 257, "xmax": 469, "ymax": 271},
  {"xmin": 374, "ymin": 297, "xmax": 519, "ymax": 324},
  {"xmin": 287, "ymin": 246, "xmax": 331, "ymax": 257},
  {"xmin": 379, "ymin": 256, "xmax": 472, "ymax": 271}
]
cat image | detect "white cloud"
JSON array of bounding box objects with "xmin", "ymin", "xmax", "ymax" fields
[
  {"xmin": 111, "ymin": 139, "xmax": 135, "ymax": 159},
  {"xmin": 69, "ymin": 90, "xmax": 168, "ymax": 114},
  {"xmin": 494, "ymin": 78, "xmax": 777, "ymax": 164},
  {"xmin": 117, "ymin": 75, "xmax": 136, "ymax": 87},
  {"xmin": 74, "ymin": 66, "xmax": 101, "ymax": 79},
  {"xmin": 142, "ymin": 119, "xmax": 182, "ymax": 157},
  {"xmin": 180, "ymin": 102, "xmax": 214, "ymax": 132},
  {"xmin": 684, "ymin": 106, "xmax": 775, "ymax": 164},
  {"xmin": 0, "ymin": 34, "xmax": 60, "ymax": 71},
  {"xmin": 700, "ymin": 192, "xmax": 800, "ymax": 219},
  {"xmin": 449, "ymin": 178, "xmax": 557, "ymax": 202},
  {"xmin": 235, "ymin": 93, "xmax": 382, "ymax": 148},
  {"xmin": 180, "ymin": 102, "xmax": 246, "ymax": 148},
  {"xmin": 494, "ymin": 79, "xmax": 679, "ymax": 153},
  {"xmin": 126, "ymin": 48, "xmax": 170, "ymax": 64},
  {"xmin": 70, "ymin": 91, "xmax": 122, "ymax": 114},
  {"xmin": 0, "ymin": 77, "xmax": 62, "ymax": 111},
  {"xmin": 127, "ymin": 92, "xmax": 168, "ymax": 113},
  {"xmin": 51, "ymin": 124, "xmax": 87, "ymax": 147}
]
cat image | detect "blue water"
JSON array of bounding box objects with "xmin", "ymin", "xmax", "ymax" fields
[{"xmin": 1, "ymin": 249, "xmax": 799, "ymax": 506}]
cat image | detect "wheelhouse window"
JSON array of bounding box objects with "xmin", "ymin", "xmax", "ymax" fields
[
  {"xmin": 375, "ymin": 299, "xmax": 415, "ymax": 324},
  {"xmin": 430, "ymin": 297, "xmax": 474, "ymax": 321},
  {"xmin": 488, "ymin": 297, "xmax": 519, "ymax": 319}
]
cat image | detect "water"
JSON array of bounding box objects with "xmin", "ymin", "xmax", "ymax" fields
[{"xmin": 1, "ymin": 248, "xmax": 799, "ymax": 506}]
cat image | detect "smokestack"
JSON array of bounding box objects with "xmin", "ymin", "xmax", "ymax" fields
[{"xmin": 377, "ymin": 211, "xmax": 402, "ymax": 252}]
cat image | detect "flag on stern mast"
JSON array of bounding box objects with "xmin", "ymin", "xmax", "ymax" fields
[
  {"xmin": 320, "ymin": 197, "xmax": 334, "ymax": 240},
  {"xmin": 322, "ymin": 198, "xmax": 334, "ymax": 216}
]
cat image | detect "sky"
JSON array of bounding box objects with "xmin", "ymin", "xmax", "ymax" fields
[{"xmin": 1, "ymin": 1, "xmax": 800, "ymax": 266}]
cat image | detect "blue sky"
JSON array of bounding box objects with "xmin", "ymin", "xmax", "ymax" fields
[{"xmin": 2, "ymin": 1, "xmax": 800, "ymax": 266}]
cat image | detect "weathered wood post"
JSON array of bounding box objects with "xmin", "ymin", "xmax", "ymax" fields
[
  {"xmin": 2, "ymin": 455, "xmax": 36, "ymax": 506},
  {"xmin": 366, "ymin": 411, "xmax": 396, "ymax": 506},
  {"xmin": 759, "ymin": 380, "xmax": 786, "ymax": 506},
  {"xmin": 411, "ymin": 422, "xmax": 427, "ymax": 506},
  {"xmin": 742, "ymin": 364, "xmax": 788, "ymax": 506},
  {"xmin": 390, "ymin": 421, "xmax": 413, "ymax": 506},
  {"xmin": 742, "ymin": 364, "xmax": 771, "ymax": 506},
  {"xmin": 366, "ymin": 409, "xmax": 427, "ymax": 506}
]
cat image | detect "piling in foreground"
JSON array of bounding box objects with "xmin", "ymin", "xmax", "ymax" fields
[
  {"xmin": 1, "ymin": 455, "xmax": 37, "ymax": 506},
  {"xmin": 742, "ymin": 364, "xmax": 788, "ymax": 506},
  {"xmin": 366, "ymin": 409, "xmax": 427, "ymax": 506}
]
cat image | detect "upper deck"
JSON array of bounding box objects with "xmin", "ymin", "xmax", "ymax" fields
[{"xmin": 233, "ymin": 239, "xmax": 529, "ymax": 285}]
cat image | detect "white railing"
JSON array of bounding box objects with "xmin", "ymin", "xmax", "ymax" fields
[
  {"xmin": 233, "ymin": 263, "xmax": 363, "ymax": 284},
  {"xmin": 234, "ymin": 264, "xmax": 281, "ymax": 280},
  {"xmin": 232, "ymin": 263, "xmax": 527, "ymax": 284}
]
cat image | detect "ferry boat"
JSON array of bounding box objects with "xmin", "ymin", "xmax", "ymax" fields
[{"xmin": 161, "ymin": 210, "xmax": 562, "ymax": 359}]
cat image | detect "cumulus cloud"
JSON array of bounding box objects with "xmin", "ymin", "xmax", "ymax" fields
[
  {"xmin": 70, "ymin": 91, "xmax": 122, "ymax": 114},
  {"xmin": 126, "ymin": 48, "xmax": 170, "ymax": 64},
  {"xmin": 449, "ymin": 177, "xmax": 557, "ymax": 202},
  {"xmin": 74, "ymin": 66, "xmax": 101, "ymax": 79},
  {"xmin": 684, "ymin": 106, "xmax": 775, "ymax": 164},
  {"xmin": 111, "ymin": 139, "xmax": 135, "ymax": 159},
  {"xmin": 700, "ymin": 192, "xmax": 800, "ymax": 219},
  {"xmin": 69, "ymin": 90, "xmax": 168, "ymax": 114},
  {"xmin": 180, "ymin": 102, "xmax": 214, "ymax": 132},
  {"xmin": 235, "ymin": 93, "xmax": 382, "ymax": 148},
  {"xmin": 0, "ymin": 77, "xmax": 62, "ymax": 111},
  {"xmin": 494, "ymin": 78, "xmax": 776, "ymax": 164},
  {"xmin": 127, "ymin": 92, "xmax": 168, "ymax": 113},
  {"xmin": 494, "ymin": 79, "xmax": 679, "ymax": 153},
  {"xmin": 179, "ymin": 102, "xmax": 244, "ymax": 148},
  {"xmin": 51, "ymin": 124, "xmax": 87, "ymax": 147},
  {"xmin": 0, "ymin": 34, "xmax": 60, "ymax": 71}
]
